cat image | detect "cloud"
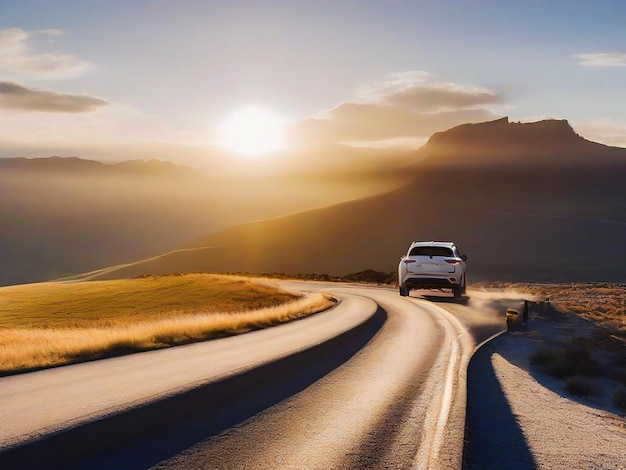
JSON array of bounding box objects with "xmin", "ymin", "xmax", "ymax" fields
[
  {"xmin": 574, "ymin": 52, "xmax": 626, "ymax": 67},
  {"xmin": 0, "ymin": 99, "xmax": 192, "ymax": 150},
  {"xmin": 290, "ymin": 71, "xmax": 504, "ymax": 146},
  {"xmin": 0, "ymin": 28, "xmax": 93, "ymax": 78},
  {"xmin": 355, "ymin": 70, "xmax": 432, "ymax": 98},
  {"xmin": 381, "ymin": 84, "xmax": 501, "ymax": 111},
  {"xmin": 0, "ymin": 81, "xmax": 108, "ymax": 113}
]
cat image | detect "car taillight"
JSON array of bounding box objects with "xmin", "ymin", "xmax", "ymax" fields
[
  {"xmin": 445, "ymin": 259, "xmax": 459, "ymax": 264},
  {"xmin": 404, "ymin": 259, "xmax": 416, "ymax": 264}
]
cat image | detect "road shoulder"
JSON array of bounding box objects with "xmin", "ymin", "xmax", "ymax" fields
[{"xmin": 465, "ymin": 314, "xmax": 626, "ymax": 469}]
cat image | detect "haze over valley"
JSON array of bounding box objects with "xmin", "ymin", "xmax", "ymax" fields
[{"xmin": 0, "ymin": 153, "xmax": 406, "ymax": 285}]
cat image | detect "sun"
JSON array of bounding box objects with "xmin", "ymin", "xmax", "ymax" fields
[{"xmin": 219, "ymin": 106, "xmax": 285, "ymax": 157}]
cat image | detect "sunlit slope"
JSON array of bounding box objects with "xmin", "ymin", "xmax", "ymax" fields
[
  {"xmin": 82, "ymin": 119, "xmax": 626, "ymax": 283},
  {"xmin": 0, "ymin": 155, "xmax": 404, "ymax": 286},
  {"xmin": 81, "ymin": 164, "xmax": 624, "ymax": 282}
]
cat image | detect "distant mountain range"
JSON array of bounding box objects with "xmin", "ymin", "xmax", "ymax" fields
[
  {"xmin": 74, "ymin": 118, "xmax": 625, "ymax": 283},
  {"xmin": 0, "ymin": 156, "xmax": 200, "ymax": 176},
  {"xmin": 0, "ymin": 158, "xmax": 213, "ymax": 286}
]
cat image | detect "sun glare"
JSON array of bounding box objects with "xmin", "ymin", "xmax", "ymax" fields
[{"xmin": 219, "ymin": 107, "xmax": 285, "ymax": 157}]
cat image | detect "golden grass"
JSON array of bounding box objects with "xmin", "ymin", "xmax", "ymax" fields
[
  {"xmin": 0, "ymin": 273, "xmax": 298, "ymax": 328},
  {"xmin": 0, "ymin": 274, "xmax": 334, "ymax": 374}
]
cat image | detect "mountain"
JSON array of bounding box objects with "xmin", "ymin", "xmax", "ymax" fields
[
  {"xmin": 0, "ymin": 156, "xmax": 199, "ymax": 176},
  {"xmin": 412, "ymin": 117, "xmax": 622, "ymax": 168},
  {"xmin": 81, "ymin": 118, "xmax": 626, "ymax": 283}
]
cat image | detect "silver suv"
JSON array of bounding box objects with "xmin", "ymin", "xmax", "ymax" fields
[{"xmin": 398, "ymin": 241, "xmax": 467, "ymax": 298}]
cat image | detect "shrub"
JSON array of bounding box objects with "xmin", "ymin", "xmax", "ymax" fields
[
  {"xmin": 565, "ymin": 341, "xmax": 593, "ymax": 360},
  {"xmin": 564, "ymin": 343, "xmax": 603, "ymax": 377},
  {"xmin": 543, "ymin": 358, "xmax": 579, "ymax": 379},
  {"xmin": 609, "ymin": 364, "xmax": 626, "ymax": 386},
  {"xmin": 529, "ymin": 345, "xmax": 601, "ymax": 379},
  {"xmin": 565, "ymin": 376, "xmax": 595, "ymax": 396},
  {"xmin": 343, "ymin": 269, "xmax": 396, "ymax": 284},
  {"xmin": 530, "ymin": 346, "xmax": 563, "ymax": 367},
  {"xmin": 613, "ymin": 389, "xmax": 626, "ymax": 411}
]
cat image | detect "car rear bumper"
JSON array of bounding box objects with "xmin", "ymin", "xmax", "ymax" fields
[{"xmin": 402, "ymin": 275, "xmax": 460, "ymax": 289}]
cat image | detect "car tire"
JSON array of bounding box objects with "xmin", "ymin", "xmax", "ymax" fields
[
  {"xmin": 399, "ymin": 285, "xmax": 409, "ymax": 297},
  {"xmin": 461, "ymin": 276, "xmax": 467, "ymax": 295},
  {"xmin": 453, "ymin": 284, "xmax": 462, "ymax": 299}
]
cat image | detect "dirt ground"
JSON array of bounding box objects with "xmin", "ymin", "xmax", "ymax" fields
[{"xmin": 464, "ymin": 302, "xmax": 626, "ymax": 469}]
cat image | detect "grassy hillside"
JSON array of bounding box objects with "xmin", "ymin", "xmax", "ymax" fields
[
  {"xmin": 0, "ymin": 274, "xmax": 333, "ymax": 374},
  {"xmin": 0, "ymin": 274, "xmax": 298, "ymax": 328}
]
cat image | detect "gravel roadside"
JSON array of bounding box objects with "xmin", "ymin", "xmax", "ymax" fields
[{"xmin": 464, "ymin": 310, "xmax": 626, "ymax": 469}]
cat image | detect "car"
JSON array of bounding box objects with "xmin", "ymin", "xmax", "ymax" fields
[{"xmin": 398, "ymin": 241, "xmax": 467, "ymax": 299}]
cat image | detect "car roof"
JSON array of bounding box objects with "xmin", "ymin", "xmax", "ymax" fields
[{"xmin": 410, "ymin": 241, "xmax": 455, "ymax": 248}]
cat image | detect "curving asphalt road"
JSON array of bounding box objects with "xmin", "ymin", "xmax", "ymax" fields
[{"xmin": 0, "ymin": 282, "xmax": 508, "ymax": 469}]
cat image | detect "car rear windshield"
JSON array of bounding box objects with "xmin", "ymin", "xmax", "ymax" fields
[{"xmin": 409, "ymin": 246, "xmax": 454, "ymax": 257}]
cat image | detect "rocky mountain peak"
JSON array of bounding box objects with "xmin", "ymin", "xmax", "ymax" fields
[
  {"xmin": 416, "ymin": 117, "xmax": 614, "ymax": 168},
  {"xmin": 427, "ymin": 117, "xmax": 579, "ymax": 146}
]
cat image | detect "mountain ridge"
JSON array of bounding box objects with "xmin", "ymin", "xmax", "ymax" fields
[
  {"xmin": 0, "ymin": 156, "xmax": 201, "ymax": 178},
  {"xmin": 415, "ymin": 117, "xmax": 623, "ymax": 168}
]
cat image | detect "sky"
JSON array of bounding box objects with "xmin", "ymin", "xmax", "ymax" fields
[{"xmin": 1, "ymin": 0, "xmax": 625, "ymax": 168}]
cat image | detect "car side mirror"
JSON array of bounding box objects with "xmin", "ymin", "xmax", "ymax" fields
[{"xmin": 461, "ymin": 255, "xmax": 468, "ymax": 261}]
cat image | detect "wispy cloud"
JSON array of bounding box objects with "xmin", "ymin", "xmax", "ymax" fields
[
  {"xmin": 0, "ymin": 81, "xmax": 108, "ymax": 113},
  {"xmin": 573, "ymin": 52, "xmax": 626, "ymax": 67},
  {"xmin": 0, "ymin": 28, "xmax": 94, "ymax": 78},
  {"xmin": 291, "ymin": 71, "xmax": 504, "ymax": 145}
]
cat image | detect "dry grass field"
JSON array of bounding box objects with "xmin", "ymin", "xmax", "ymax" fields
[{"xmin": 0, "ymin": 274, "xmax": 334, "ymax": 375}]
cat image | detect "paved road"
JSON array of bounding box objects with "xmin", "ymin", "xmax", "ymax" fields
[
  {"xmin": 0, "ymin": 295, "xmax": 376, "ymax": 447},
  {"xmin": 150, "ymin": 284, "xmax": 481, "ymax": 470},
  {"xmin": 1, "ymin": 283, "xmax": 509, "ymax": 469}
]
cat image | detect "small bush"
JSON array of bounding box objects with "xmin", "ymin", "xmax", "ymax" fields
[
  {"xmin": 575, "ymin": 358, "xmax": 603, "ymax": 377},
  {"xmin": 544, "ymin": 358, "xmax": 579, "ymax": 379},
  {"xmin": 609, "ymin": 364, "xmax": 626, "ymax": 386},
  {"xmin": 530, "ymin": 346, "xmax": 563, "ymax": 367},
  {"xmin": 343, "ymin": 270, "xmax": 396, "ymax": 284},
  {"xmin": 613, "ymin": 389, "xmax": 626, "ymax": 411},
  {"xmin": 564, "ymin": 343, "xmax": 592, "ymax": 361},
  {"xmin": 565, "ymin": 376, "xmax": 595, "ymax": 396},
  {"xmin": 530, "ymin": 345, "xmax": 602, "ymax": 379},
  {"xmin": 565, "ymin": 343, "xmax": 603, "ymax": 377}
]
